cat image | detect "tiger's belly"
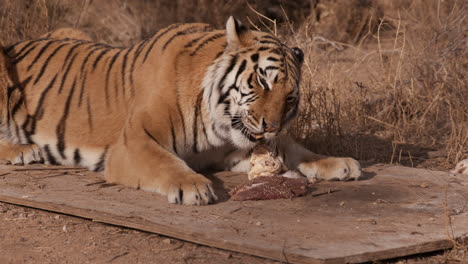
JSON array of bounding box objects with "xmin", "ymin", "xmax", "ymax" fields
[{"xmin": 30, "ymin": 132, "xmax": 112, "ymax": 171}]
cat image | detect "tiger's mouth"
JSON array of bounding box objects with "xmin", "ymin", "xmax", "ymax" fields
[
  {"xmin": 239, "ymin": 120, "xmax": 264, "ymax": 141},
  {"xmin": 232, "ymin": 117, "xmax": 276, "ymax": 142},
  {"xmin": 242, "ymin": 121, "xmax": 278, "ymax": 141}
]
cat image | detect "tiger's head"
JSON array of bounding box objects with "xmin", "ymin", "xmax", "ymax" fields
[{"xmin": 203, "ymin": 16, "xmax": 304, "ymax": 149}]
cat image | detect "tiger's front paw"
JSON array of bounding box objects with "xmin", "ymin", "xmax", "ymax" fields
[
  {"xmin": 0, "ymin": 143, "xmax": 43, "ymax": 165},
  {"xmin": 298, "ymin": 157, "xmax": 361, "ymax": 182},
  {"xmin": 158, "ymin": 173, "xmax": 218, "ymax": 205}
]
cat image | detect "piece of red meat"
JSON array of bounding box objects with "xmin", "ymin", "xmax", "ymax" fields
[{"xmin": 229, "ymin": 176, "xmax": 309, "ymax": 201}]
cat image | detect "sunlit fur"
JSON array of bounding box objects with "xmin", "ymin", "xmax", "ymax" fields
[{"xmin": 0, "ymin": 17, "xmax": 362, "ymax": 205}]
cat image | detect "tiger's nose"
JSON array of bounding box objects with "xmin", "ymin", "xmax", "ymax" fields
[{"xmin": 262, "ymin": 119, "xmax": 280, "ymax": 133}]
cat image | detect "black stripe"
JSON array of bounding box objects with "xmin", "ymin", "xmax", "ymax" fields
[
  {"xmin": 259, "ymin": 68, "xmax": 265, "ymax": 76},
  {"xmin": 240, "ymin": 90, "xmax": 254, "ymax": 97},
  {"xmin": 175, "ymin": 94, "xmax": 186, "ymax": 148},
  {"xmin": 234, "ymin": 59, "xmax": 247, "ymax": 84},
  {"xmin": 77, "ymin": 71, "xmax": 87, "ymax": 107},
  {"xmin": 77, "ymin": 46, "xmax": 105, "ymax": 106},
  {"xmin": 10, "ymin": 40, "xmax": 48, "ymax": 64},
  {"xmin": 169, "ymin": 116, "xmax": 177, "ymax": 154},
  {"xmin": 10, "ymin": 77, "xmax": 33, "ymax": 117},
  {"xmin": 184, "ymin": 33, "xmax": 208, "ymax": 48},
  {"xmin": 258, "ymin": 76, "xmax": 270, "ymax": 90},
  {"xmin": 121, "ymin": 49, "xmax": 130, "ymax": 97},
  {"xmin": 92, "ymin": 48, "xmax": 111, "ymax": 70},
  {"xmin": 21, "ymin": 115, "xmax": 35, "ymax": 144},
  {"xmin": 218, "ymin": 84, "xmax": 237, "ymax": 104},
  {"xmin": 104, "ymin": 50, "xmax": 121, "ymax": 107},
  {"xmin": 17, "ymin": 76, "xmax": 50, "ymax": 144},
  {"xmin": 61, "ymin": 43, "xmax": 84, "ymax": 70},
  {"xmin": 270, "ymin": 49, "xmax": 283, "ymax": 55},
  {"xmin": 58, "ymin": 52, "xmax": 79, "ymax": 94},
  {"xmin": 93, "ymin": 146, "xmax": 108, "ymax": 172},
  {"xmin": 247, "ymin": 73, "xmax": 254, "ymax": 88},
  {"xmin": 144, "ymin": 127, "xmax": 161, "ymax": 145},
  {"xmin": 56, "ymin": 77, "xmax": 77, "ymax": 159},
  {"xmin": 243, "ymin": 94, "xmax": 259, "ymax": 104},
  {"xmin": 163, "ymin": 25, "xmax": 209, "ymax": 51},
  {"xmin": 129, "ymin": 40, "xmax": 150, "ymax": 95},
  {"xmin": 86, "ymin": 96, "xmax": 93, "ymax": 132},
  {"xmin": 123, "ymin": 130, "xmax": 128, "ymax": 146},
  {"xmin": 5, "ymin": 40, "xmax": 32, "ymax": 54},
  {"xmin": 215, "ymin": 51, "xmax": 224, "ymax": 59},
  {"xmin": 32, "ymin": 75, "xmax": 58, "ymax": 121},
  {"xmin": 80, "ymin": 45, "xmax": 105, "ymax": 73},
  {"xmin": 250, "ymin": 53, "xmax": 259, "ymax": 62},
  {"xmin": 18, "ymin": 76, "xmax": 32, "ymax": 92},
  {"xmin": 143, "ymin": 23, "xmax": 184, "ymax": 63},
  {"xmin": 43, "ymin": 144, "xmax": 59, "ymax": 165},
  {"xmin": 265, "ymin": 66, "xmax": 279, "ymax": 71},
  {"xmin": 12, "ymin": 44, "xmax": 39, "ymax": 65},
  {"xmin": 217, "ymin": 55, "xmax": 238, "ymax": 104},
  {"xmin": 190, "ymin": 33, "xmax": 224, "ymax": 56},
  {"xmin": 73, "ymin": 148, "xmax": 82, "ymax": 165},
  {"xmin": 33, "ymin": 43, "xmax": 69, "ymax": 84},
  {"xmin": 192, "ymin": 90, "xmax": 203, "ymax": 153},
  {"xmin": 26, "ymin": 40, "xmax": 61, "ymax": 71},
  {"xmin": 267, "ymin": 56, "xmax": 280, "ymax": 61}
]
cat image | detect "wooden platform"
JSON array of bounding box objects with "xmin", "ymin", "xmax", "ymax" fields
[{"xmin": 0, "ymin": 163, "xmax": 467, "ymax": 264}]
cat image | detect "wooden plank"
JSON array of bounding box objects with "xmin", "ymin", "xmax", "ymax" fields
[{"xmin": 0, "ymin": 164, "xmax": 467, "ymax": 264}]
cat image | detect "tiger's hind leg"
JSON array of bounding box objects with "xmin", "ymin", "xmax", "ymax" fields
[{"xmin": 0, "ymin": 140, "xmax": 43, "ymax": 165}]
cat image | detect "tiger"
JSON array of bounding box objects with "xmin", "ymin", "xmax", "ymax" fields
[{"xmin": 0, "ymin": 17, "xmax": 361, "ymax": 205}]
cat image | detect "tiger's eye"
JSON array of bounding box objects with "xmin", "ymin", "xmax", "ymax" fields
[{"xmin": 286, "ymin": 96, "xmax": 296, "ymax": 103}]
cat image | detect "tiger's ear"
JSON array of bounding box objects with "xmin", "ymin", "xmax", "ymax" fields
[{"xmin": 226, "ymin": 16, "xmax": 248, "ymax": 50}]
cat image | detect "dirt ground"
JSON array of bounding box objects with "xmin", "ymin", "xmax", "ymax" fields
[
  {"xmin": 0, "ymin": 203, "xmax": 464, "ymax": 264},
  {"xmin": 0, "ymin": 202, "xmax": 279, "ymax": 264},
  {"xmin": 0, "ymin": 158, "xmax": 466, "ymax": 264}
]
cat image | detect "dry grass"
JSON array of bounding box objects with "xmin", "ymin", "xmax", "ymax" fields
[{"xmin": 289, "ymin": 0, "xmax": 467, "ymax": 166}]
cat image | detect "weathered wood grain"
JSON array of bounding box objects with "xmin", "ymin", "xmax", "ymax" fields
[{"xmin": 0, "ymin": 164, "xmax": 467, "ymax": 263}]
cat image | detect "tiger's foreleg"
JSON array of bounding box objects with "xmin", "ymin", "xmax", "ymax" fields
[
  {"xmin": 105, "ymin": 121, "xmax": 218, "ymax": 205},
  {"xmin": 0, "ymin": 45, "xmax": 43, "ymax": 165},
  {"xmin": 225, "ymin": 136, "xmax": 361, "ymax": 182},
  {"xmin": 0, "ymin": 140, "xmax": 43, "ymax": 165},
  {"xmin": 278, "ymin": 135, "xmax": 361, "ymax": 182}
]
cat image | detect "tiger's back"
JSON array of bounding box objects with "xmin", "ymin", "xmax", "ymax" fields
[
  {"xmin": 5, "ymin": 39, "xmax": 132, "ymax": 169},
  {"xmin": 3, "ymin": 23, "xmax": 225, "ymax": 170}
]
